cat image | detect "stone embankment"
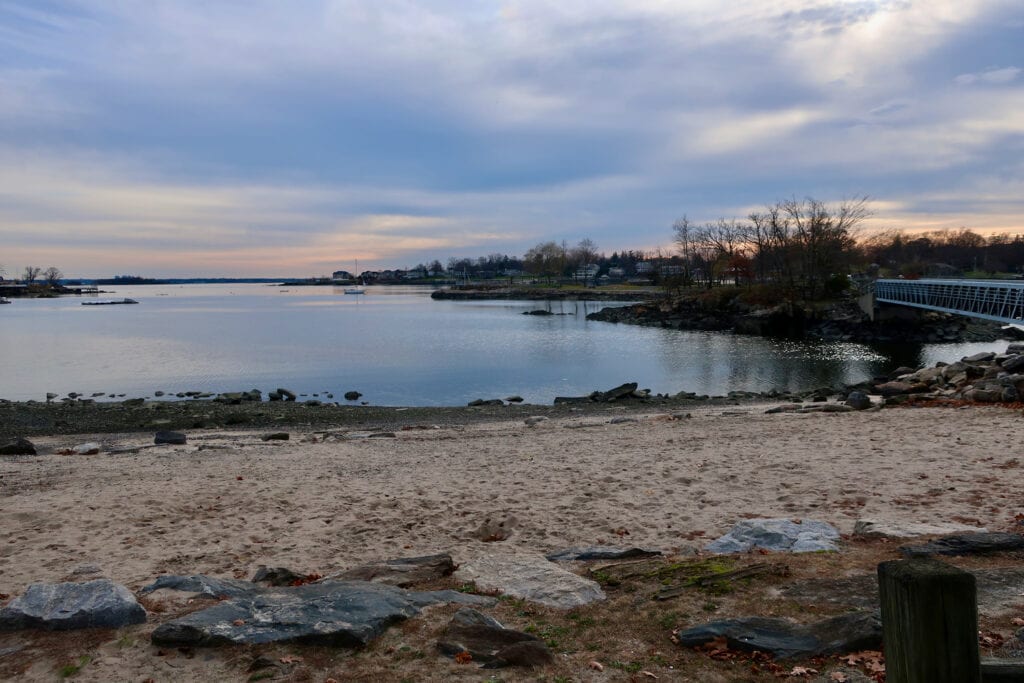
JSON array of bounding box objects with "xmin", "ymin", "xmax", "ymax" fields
[
  {"xmin": 587, "ymin": 297, "xmax": 1021, "ymax": 343},
  {"xmin": 871, "ymin": 343, "xmax": 1024, "ymax": 405}
]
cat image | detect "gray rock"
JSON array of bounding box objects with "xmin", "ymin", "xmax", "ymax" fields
[
  {"xmin": 437, "ymin": 608, "xmax": 553, "ymax": 668},
  {"xmin": 674, "ymin": 612, "xmax": 881, "ymax": 660},
  {"xmin": 853, "ymin": 519, "xmax": 987, "ymax": 539},
  {"xmin": 706, "ymin": 519, "xmax": 840, "ymax": 554},
  {"xmin": 505, "ymin": 396, "xmax": 524, "ymax": 403},
  {"xmin": 149, "ymin": 578, "xmax": 490, "ymax": 647},
  {"xmin": 344, "ymin": 391, "xmax": 361, "ymax": 401},
  {"xmin": 276, "ymin": 388, "xmax": 297, "ymax": 401},
  {"xmin": 142, "ymin": 574, "xmax": 256, "ymax": 599},
  {"xmin": 844, "ymin": 391, "xmax": 872, "ymax": 410},
  {"xmin": 0, "ymin": 579, "xmax": 146, "ymax": 631},
  {"xmin": 74, "ymin": 442, "xmax": 101, "ymax": 455},
  {"xmin": 154, "ymin": 431, "xmax": 186, "ymax": 445},
  {"xmin": 468, "ymin": 399, "xmax": 504, "ymax": 407},
  {"xmin": 797, "ymin": 404, "xmax": 853, "ymax": 413},
  {"xmin": 0, "ymin": 437, "xmax": 37, "ymax": 456},
  {"xmin": 765, "ymin": 404, "xmax": 803, "ymax": 414},
  {"xmin": 963, "ymin": 351, "xmax": 996, "ymax": 363},
  {"xmin": 454, "ymin": 549, "xmax": 605, "ymax": 609},
  {"xmin": 333, "ymin": 553, "xmax": 455, "ymax": 587},
  {"xmin": 1001, "ymin": 355, "xmax": 1024, "ymax": 373},
  {"xmin": 545, "ymin": 547, "xmax": 662, "ymax": 562},
  {"xmin": 600, "ymin": 382, "xmax": 639, "ymax": 402},
  {"xmin": 900, "ymin": 532, "xmax": 1024, "ymax": 557},
  {"xmin": 523, "ymin": 416, "xmax": 548, "ymax": 426},
  {"xmin": 261, "ymin": 432, "xmax": 290, "ymax": 441},
  {"xmin": 553, "ymin": 396, "xmax": 591, "ymax": 404},
  {"xmin": 251, "ymin": 566, "xmax": 307, "ymax": 587},
  {"xmin": 45, "ymin": 392, "xmax": 57, "ymax": 402},
  {"xmin": 608, "ymin": 416, "xmax": 638, "ymax": 424},
  {"xmin": 874, "ymin": 381, "xmax": 927, "ymax": 396},
  {"xmin": 122, "ymin": 397, "xmax": 145, "ymax": 406},
  {"xmin": 965, "ymin": 388, "xmax": 1001, "ymax": 403}
]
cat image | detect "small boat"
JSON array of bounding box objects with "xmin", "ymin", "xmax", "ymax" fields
[
  {"xmin": 82, "ymin": 298, "xmax": 139, "ymax": 306},
  {"xmin": 344, "ymin": 259, "xmax": 366, "ymax": 294}
]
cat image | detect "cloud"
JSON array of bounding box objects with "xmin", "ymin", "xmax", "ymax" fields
[{"xmin": 954, "ymin": 66, "xmax": 1021, "ymax": 85}]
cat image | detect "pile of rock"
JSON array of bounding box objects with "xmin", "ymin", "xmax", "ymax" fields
[{"xmin": 873, "ymin": 344, "xmax": 1024, "ymax": 404}]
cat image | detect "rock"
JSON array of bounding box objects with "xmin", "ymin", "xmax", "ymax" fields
[
  {"xmin": 142, "ymin": 575, "xmax": 257, "ymax": 599},
  {"xmin": 437, "ymin": 608, "xmax": 553, "ymax": 668},
  {"xmin": 468, "ymin": 399, "xmax": 504, "ymax": 407},
  {"xmin": 0, "ymin": 579, "xmax": 146, "ymax": 631},
  {"xmin": 854, "ymin": 519, "xmax": 987, "ymax": 539},
  {"xmin": 545, "ymin": 547, "xmax": 662, "ymax": 562},
  {"xmin": 267, "ymin": 391, "xmax": 282, "ymax": 401},
  {"xmin": 964, "ymin": 388, "xmax": 1002, "ymax": 403},
  {"xmin": 149, "ymin": 578, "xmax": 490, "ymax": 647},
  {"xmin": 706, "ymin": 519, "xmax": 840, "ymax": 554},
  {"xmin": 0, "ymin": 437, "xmax": 37, "ymax": 456},
  {"xmin": 1002, "ymin": 385, "xmax": 1020, "ymax": 402},
  {"xmin": 251, "ymin": 566, "xmax": 308, "ymax": 587},
  {"xmin": 674, "ymin": 612, "xmax": 882, "ymax": 660},
  {"xmin": 900, "ymin": 532, "xmax": 1024, "ymax": 557},
  {"xmin": 261, "ymin": 432, "xmax": 289, "ymax": 441},
  {"xmin": 344, "ymin": 391, "xmax": 362, "ymax": 401},
  {"xmin": 45, "ymin": 392, "xmax": 57, "ymax": 402},
  {"xmin": 505, "ymin": 396, "xmax": 524, "ymax": 403},
  {"xmin": 73, "ymin": 442, "xmax": 101, "ymax": 455},
  {"xmin": 473, "ymin": 514, "xmax": 517, "ymax": 542},
  {"xmin": 765, "ymin": 404, "xmax": 803, "ymax": 414},
  {"xmin": 522, "ymin": 309, "xmax": 554, "ymax": 316},
  {"xmin": 963, "ymin": 351, "xmax": 996, "ymax": 363},
  {"xmin": 1000, "ymin": 355, "xmax": 1024, "ymax": 373},
  {"xmin": 523, "ymin": 416, "xmax": 548, "ymax": 427},
  {"xmin": 608, "ymin": 416, "xmax": 638, "ymax": 424},
  {"xmin": 154, "ymin": 390, "xmax": 165, "ymax": 397},
  {"xmin": 874, "ymin": 381, "xmax": 927, "ymax": 396},
  {"xmin": 333, "ymin": 553, "xmax": 455, "ymax": 588},
  {"xmin": 123, "ymin": 397, "xmax": 145, "ymax": 407},
  {"xmin": 154, "ymin": 431, "xmax": 187, "ymax": 445},
  {"xmin": 600, "ymin": 382, "xmax": 639, "ymax": 402},
  {"xmin": 553, "ymin": 396, "xmax": 591, "ymax": 404},
  {"xmin": 844, "ymin": 391, "xmax": 872, "ymax": 410},
  {"xmin": 304, "ymin": 400, "xmax": 322, "ymax": 407},
  {"xmin": 276, "ymin": 388, "xmax": 297, "ymax": 401},
  {"xmin": 454, "ymin": 548, "xmax": 606, "ymax": 609},
  {"xmin": 797, "ymin": 404, "xmax": 854, "ymax": 413}
]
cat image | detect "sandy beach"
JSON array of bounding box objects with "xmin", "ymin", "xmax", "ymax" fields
[{"xmin": 2, "ymin": 404, "xmax": 1023, "ymax": 681}]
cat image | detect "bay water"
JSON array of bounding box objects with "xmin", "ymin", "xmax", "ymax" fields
[{"xmin": 0, "ymin": 284, "xmax": 1009, "ymax": 405}]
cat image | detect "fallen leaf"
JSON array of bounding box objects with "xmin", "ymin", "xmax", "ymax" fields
[
  {"xmin": 279, "ymin": 655, "xmax": 302, "ymax": 664},
  {"xmin": 830, "ymin": 673, "xmax": 848, "ymax": 682},
  {"xmin": 454, "ymin": 651, "xmax": 472, "ymax": 664},
  {"xmin": 789, "ymin": 666, "xmax": 818, "ymax": 677},
  {"xmin": 1012, "ymin": 617, "xmax": 1024, "ymax": 626},
  {"xmin": 232, "ymin": 619, "xmax": 245, "ymax": 626},
  {"xmin": 588, "ymin": 661, "xmax": 604, "ymax": 672},
  {"xmin": 641, "ymin": 672, "xmax": 658, "ymax": 679}
]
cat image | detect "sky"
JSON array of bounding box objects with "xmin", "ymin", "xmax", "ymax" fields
[{"xmin": 1, "ymin": 1, "xmax": 1022, "ymax": 278}]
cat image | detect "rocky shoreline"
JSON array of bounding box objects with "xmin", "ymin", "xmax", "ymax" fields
[{"xmin": 586, "ymin": 296, "xmax": 1022, "ymax": 344}]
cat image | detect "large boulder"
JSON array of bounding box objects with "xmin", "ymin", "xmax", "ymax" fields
[
  {"xmin": 706, "ymin": 519, "xmax": 840, "ymax": 554},
  {"xmin": 599, "ymin": 382, "xmax": 639, "ymax": 402},
  {"xmin": 154, "ymin": 431, "xmax": 186, "ymax": 445},
  {"xmin": 674, "ymin": 612, "xmax": 882, "ymax": 660},
  {"xmin": 0, "ymin": 579, "xmax": 146, "ymax": 631},
  {"xmin": 454, "ymin": 549, "xmax": 605, "ymax": 609},
  {"xmin": 0, "ymin": 437, "xmax": 37, "ymax": 456},
  {"xmin": 874, "ymin": 381, "xmax": 928, "ymax": 397},
  {"xmin": 963, "ymin": 351, "xmax": 996, "ymax": 363},
  {"xmin": 147, "ymin": 576, "xmax": 494, "ymax": 647},
  {"xmin": 545, "ymin": 547, "xmax": 662, "ymax": 562}
]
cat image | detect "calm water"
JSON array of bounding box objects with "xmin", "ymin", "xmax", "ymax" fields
[{"xmin": 0, "ymin": 284, "xmax": 1011, "ymax": 405}]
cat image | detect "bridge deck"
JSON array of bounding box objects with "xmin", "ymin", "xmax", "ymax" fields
[{"xmin": 874, "ymin": 278, "xmax": 1024, "ymax": 325}]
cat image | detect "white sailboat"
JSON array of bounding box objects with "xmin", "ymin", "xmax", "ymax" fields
[{"xmin": 344, "ymin": 259, "xmax": 366, "ymax": 295}]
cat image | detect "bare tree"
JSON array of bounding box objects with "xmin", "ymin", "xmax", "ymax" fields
[
  {"xmin": 22, "ymin": 266, "xmax": 41, "ymax": 284},
  {"xmin": 43, "ymin": 266, "xmax": 63, "ymax": 287},
  {"xmin": 570, "ymin": 238, "xmax": 600, "ymax": 284},
  {"xmin": 524, "ymin": 241, "xmax": 566, "ymax": 284}
]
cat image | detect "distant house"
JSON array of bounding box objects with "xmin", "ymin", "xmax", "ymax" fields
[
  {"xmin": 607, "ymin": 267, "xmax": 625, "ymax": 279},
  {"xmin": 635, "ymin": 261, "xmax": 653, "ymax": 274},
  {"xmin": 574, "ymin": 264, "xmax": 600, "ymax": 282}
]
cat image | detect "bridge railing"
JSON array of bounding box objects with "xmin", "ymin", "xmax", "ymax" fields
[{"xmin": 874, "ymin": 278, "xmax": 1024, "ymax": 325}]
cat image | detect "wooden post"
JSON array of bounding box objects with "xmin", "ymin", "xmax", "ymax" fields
[{"xmin": 878, "ymin": 558, "xmax": 981, "ymax": 683}]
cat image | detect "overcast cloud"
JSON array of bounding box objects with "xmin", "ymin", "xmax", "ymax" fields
[{"xmin": 1, "ymin": 0, "xmax": 1022, "ymax": 277}]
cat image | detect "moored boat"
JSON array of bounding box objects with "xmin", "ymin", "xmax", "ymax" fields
[{"xmin": 82, "ymin": 298, "xmax": 139, "ymax": 306}]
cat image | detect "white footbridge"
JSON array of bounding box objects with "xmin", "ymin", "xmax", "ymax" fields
[{"xmin": 872, "ymin": 278, "xmax": 1024, "ymax": 326}]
